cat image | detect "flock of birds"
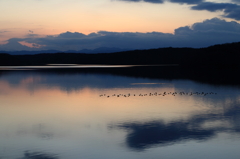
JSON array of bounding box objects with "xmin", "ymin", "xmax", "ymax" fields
[{"xmin": 99, "ymin": 91, "xmax": 217, "ymax": 98}]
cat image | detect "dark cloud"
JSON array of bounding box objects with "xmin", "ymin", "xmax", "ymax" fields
[
  {"xmin": 191, "ymin": 2, "xmax": 240, "ymax": 20},
  {"xmin": 120, "ymin": 0, "xmax": 142, "ymax": 2},
  {"xmin": 57, "ymin": 31, "xmax": 86, "ymax": 38},
  {"xmin": 169, "ymin": 0, "xmax": 203, "ymax": 5},
  {"xmin": 118, "ymin": 0, "xmax": 240, "ymax": 21},
  {"xmin": 232, "ymin": 0, "xmax": 240, "ymax": 3},
  {"xmin": 191, "ymin": 2, "xmax": 237, "ymax": 12},
  {"xmin": 173, "ymin": 18, "xmax": 240, "ymax": 47},
  {"xmin": 143, "ymin": 0, "xmax": 164, "ymax": 3},
  {"xmin": 224, "ymin": 6, "xmax": 240, "ymax": 20},
  {"xmin": 120, "ymin": 0, "xmax": 141, "ymax": 2},
  {"xmin": 119, "ymin": 0, "xmax": 164, "ymax": 3},
  {"xmin": 21, "ymin": 31, "xmax": 175, "ymax": 50},
  {"xmin": 120, "ymin": 0, "xmax": 201, "ymax": 4},
  {"xmin": 1, "ymin": 18, "xmax": 240, "ymax": 51},
  {"xmin": 179, "ymin": 18, "xmax": 240, "ymax": 33}
]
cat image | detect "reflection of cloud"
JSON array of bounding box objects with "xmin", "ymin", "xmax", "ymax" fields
[
  {"xmin": 1, "ymin": 67, "xmax": 240, "ymax": 94},
  {"xmin": 110, "ymin": 102, "xmax": 240, "ymax": 151},
  {"xmin": 0, "ymin": 70, "xmax": 169, "ymax": 92},
  {"xmin": 113, "ymin": 120, "xmax": 216, "ymax": 151},
  {"xmin": 16, "ymin": 124, "xmax": 54, "ymax": 140},
  {"xmin": 20, "ymin": 151, "xmax": 58, "ymax": 159}
]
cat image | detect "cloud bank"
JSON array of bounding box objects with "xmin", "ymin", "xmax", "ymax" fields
[
  {"xmin": 119, "ymin": 0, "xmax": 240, "ymax": 21},
  {"xmin": 192, "ymin": 2, "xmax": 240, "ymax": 20},
  {"xmin": 0, "ymin": 18, "xmax": 240, "ymax": 51}
]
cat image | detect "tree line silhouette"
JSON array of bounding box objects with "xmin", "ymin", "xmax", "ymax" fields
[{"xmin": 0, "ymin": 42, "xmax": 239, "ymax": 69}]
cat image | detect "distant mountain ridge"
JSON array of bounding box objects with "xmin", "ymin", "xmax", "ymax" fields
[{"xmin": 0, "ymin": 47, "xmax": 130, "ymax": 55}]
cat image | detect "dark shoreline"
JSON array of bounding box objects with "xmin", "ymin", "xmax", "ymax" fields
[
  {"xmin": 1, "ymin": 41, "xmax": 240, "ymax": 85},
  {"xmin": 0, "ymin": 42, "xmax": 240, "ymax": 69}
]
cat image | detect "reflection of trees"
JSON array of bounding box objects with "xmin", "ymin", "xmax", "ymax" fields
[
  {"xmin": 19, "ymin": 151, "xmax": 58, "ymax": 159},
  {"xmin": 1, "ymin": 66, "xmax": 240, "ymax": 89},
  {"xmin": 111, "ymin": 103, "xmax": 240, "ymax": 151}
]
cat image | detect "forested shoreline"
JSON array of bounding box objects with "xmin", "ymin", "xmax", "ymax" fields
[{"xmin": 0, "ymin": 42, "xmax": 239, "ymax": 69}]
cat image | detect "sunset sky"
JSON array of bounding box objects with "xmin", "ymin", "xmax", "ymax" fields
[{"xmin": 0, "ymin": 0, "xmax": 240, "ymax": 51}]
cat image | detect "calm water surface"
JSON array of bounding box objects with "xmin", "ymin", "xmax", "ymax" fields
[{"xmin": 0, "ymin": 67, "xmax": 240, "ymax": 159}]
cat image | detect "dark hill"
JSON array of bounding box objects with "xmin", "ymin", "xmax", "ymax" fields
[{"xmin": 0, "ymin": 42, "xmax": 240, "ymax": 69}]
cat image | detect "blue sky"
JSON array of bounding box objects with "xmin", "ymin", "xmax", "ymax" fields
[{"xmin": 0, "ymin": 0, "xmax": 240, "ymax": 51}]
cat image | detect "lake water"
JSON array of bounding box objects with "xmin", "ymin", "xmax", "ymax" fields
[{"xmin": 0, "ymin": 66, "xmax": 240, "ymax": 159}]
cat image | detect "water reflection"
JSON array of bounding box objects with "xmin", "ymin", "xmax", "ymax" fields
[
  {"xmin": 20, "ymin": 151, "xmax": 58, "ymax": 159},
  {"xmin": 111, "ymin": 102, "xmax": 240, "ymax": 151},
  {"xmin": 0, "ymin": 69, "xmax": 240, "ymax": 159},
  {"xmin": 0, "ymin": 71, "xmax": 166, "ymax": 91}
]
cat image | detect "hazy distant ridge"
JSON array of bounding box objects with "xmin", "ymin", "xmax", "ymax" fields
[{"xmin": 0, "ymin": 47, "xmax": 130, "ymax": 55}]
